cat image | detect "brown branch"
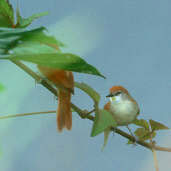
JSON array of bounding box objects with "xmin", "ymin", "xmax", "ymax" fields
[
  {"xmin": 111, "ymin": 127, "xmax": 171, "ymax": 152},
  {"xmin": 10, "ymin": 60, "xmax": 171, "ymax": 153}
]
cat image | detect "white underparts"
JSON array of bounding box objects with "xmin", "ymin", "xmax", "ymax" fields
[{"xmin": 110, "ymin": 98, "xmax": 138, "ymax": 126}]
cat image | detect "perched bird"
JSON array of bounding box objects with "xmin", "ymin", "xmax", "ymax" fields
[
  {"xmin": 101, "ymin": 86, "xmax": 139, "ymax": 149},
  {"xmin": 104, "ymin": 86, "xmax": 139, "ymax": 127},
  {"xmin": 38, "ymin": 65, "xmax": 74, "ymax": 132}
]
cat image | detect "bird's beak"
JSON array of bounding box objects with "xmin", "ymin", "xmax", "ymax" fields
[{"xmin": 106, "ymin": 94, "xmax": 113, "ymax": 98}]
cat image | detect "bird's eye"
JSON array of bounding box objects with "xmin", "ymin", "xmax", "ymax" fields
[{"xmin": 115, "ymin": 91, "xmax": 121, "ymax": 96}]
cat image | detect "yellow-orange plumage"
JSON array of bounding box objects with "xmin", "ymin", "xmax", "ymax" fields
[
  {"xmin": 38, "ymin": 65, "xmax": 74, "ymax": 132},
  {"xmin": 109, "ymin": 86, "xmax": 129, "ymax": 95}
]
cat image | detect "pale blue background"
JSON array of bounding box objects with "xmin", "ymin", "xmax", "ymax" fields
[{"xmin": 0, "ymin": 0, "xmax": 171, "ymax": 171}]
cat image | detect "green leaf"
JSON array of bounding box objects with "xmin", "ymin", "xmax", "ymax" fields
[
  {"xmin": 133, "ymin": 118, "xmax": 150, "ymax": 130},
  {"xmin": 149, "ymin": 119, "xmax": 169, "ymax": 131},
  {"xmin": 91, "ymin": 109, "xmax": 117, "ymax": 137},
  {"xmin": 0, "ymin": 0, "xmax": 14, "ymax": 27},
  {"xmin": 1, "ymin": 53, "xmax": 105, "ymax": 78},
  {"xmin": 0, "ymin": 83, "xmax": 5, "ymax": 92},
  {"xmin": 16, "ymin": 8, "xmax": 48, "ymax": 28},
  {"xmin": 19, "ymin": 27, "xmax": 65, "ymax": 48},
  {"xmin": 0, "ymin": 27, "xmax": 26, "ymax": 54},
  {"xmin": 75, "ymin": 82, "xmax": 100, "ymax": 103},
  {"xmin": 11, "ymin": 42, "xmax": 58, "ymax": 54},
  {"xmin": 134, "ymin": 128, "xmax": 156, "ymax": 141},
  {"xmin": 0, "ymin": 27, "xmax": 64, "ymax": 50}
]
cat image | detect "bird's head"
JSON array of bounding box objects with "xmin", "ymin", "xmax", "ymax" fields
[{"xmin": 106, "ymin": 86, "xmax": 130, "ymax": 103}]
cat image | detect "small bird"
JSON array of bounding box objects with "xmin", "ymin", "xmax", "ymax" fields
[
  {"xmin": 37, "ymin": 65, "xmax": 74, "ymax": 132},
  {"xmin": 104, "ymin": 86, "xmax": 139, "ymax": 135},
  {"xmin": 104, "ymin": 86, "xmax": 139, "ymax": 126}
]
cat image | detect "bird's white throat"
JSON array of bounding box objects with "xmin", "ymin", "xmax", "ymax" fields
[{"xmin": 110, "ymin": 95, "xmax": 121, "ymax": 103}]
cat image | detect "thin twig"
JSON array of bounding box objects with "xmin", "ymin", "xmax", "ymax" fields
[
  {"xmin": 0, "ymin": 110, "xmax": 56, "ymax": 119},
  {"xmin": 149, "ymin": 122, "xmax": 159, "ymax": 171},
  {"xmin": 152, "ymin": 148, "xmax": 159, "ymax": 171}
]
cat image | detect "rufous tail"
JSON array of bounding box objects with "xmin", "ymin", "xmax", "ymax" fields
[{"xmin": 57, "ymin": 89, "xmax": 72, "ymax": 131}]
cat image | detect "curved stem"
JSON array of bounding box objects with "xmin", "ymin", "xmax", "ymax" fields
[{"xmin": 0, "ymin": 110, "xmax": 56, "ymax": 119}]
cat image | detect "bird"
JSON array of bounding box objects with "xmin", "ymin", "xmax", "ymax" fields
[
  {"xmin": 37, "ymin": 65, "xmax": 74, "ymax": 132},
  {"xmin": 104, "ymin": 85, "xmax": 140, "ymax": 136}
]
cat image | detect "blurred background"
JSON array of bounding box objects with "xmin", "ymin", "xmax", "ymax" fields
[{"xmin": 0, "ymin": 0, "xmax": 171, "ymax": 170}]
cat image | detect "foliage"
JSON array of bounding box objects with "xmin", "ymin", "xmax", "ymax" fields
[
  {"xmin": 0, "ymin": 1, "xmax": 105, "ymax": 78},
  {"xmin": 0, "ymin": 0, "xmax": 14, "ymax": 27},
  {"xmin": 128, "ymin": 118, "xmax": 170, "ymax": 144}
]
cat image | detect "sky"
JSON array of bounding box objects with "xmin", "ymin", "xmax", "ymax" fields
[{"xmin": 0, "ymin": 0, "xmax": 171, "ymax": 170}]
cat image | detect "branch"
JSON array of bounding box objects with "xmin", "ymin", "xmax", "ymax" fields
[
  {"xmin": 112, "ymin": 127, "xmax": 171, "ymax": 152},
  {"xmin": 10, "ymin": 60, "xmax": 171, "ymax": 153}
]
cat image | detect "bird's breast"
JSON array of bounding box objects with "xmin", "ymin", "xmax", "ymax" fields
[{"xmin": 110, "ymin": 100, "xmax": 139, "ymax": 126}]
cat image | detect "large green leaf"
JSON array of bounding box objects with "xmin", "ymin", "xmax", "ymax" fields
[
  {"xmin": 91, "ymin": 109, "xmax": 117, "ymax": 137},
  {"xmin": 0, "ymin": 0, "xmax": 14, "ymax": 27},
  {"xmin": 75, "ymin": 82, "xmax": 100, "ymax": 103},
  {"xmin": 16, "ymin": 8, "xmax": 48, "ymax": 28},
  {"xmin": 0, "ymin": 52, "xmax": 105, "ymax": 78}
]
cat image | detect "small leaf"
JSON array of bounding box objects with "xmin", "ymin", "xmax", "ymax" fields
[
  {"xmin": 75, "ymin": 82, "xmax": 100, "ymax": 103},
  {"xmin": 133, "ymin": 118, "xmax": 149, "ymax": 130},
  {"xmin": 134, "ymin": 128, "xmax": 147, "ymax": 137},
  {"xmin": 16, "ymin": 8, "xmax": 48, "ymax": 28},
  {"xmin": 0, "ymin": 0, "xmax": 14, "ymax": 27},
  {"xmin": 91, "ymin": 109, "xmax": 117, "ymax": 137},
  {"xmin": 134, "ymin": 128, "xmax": 156, "ymax": 141},
  {"xmin": 149, "ymin": 119, "xmax": 169, "ymax": 131},
  {"xmin": 143, "ymin": 131, "xmax": 156, "ymax": 141}
]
